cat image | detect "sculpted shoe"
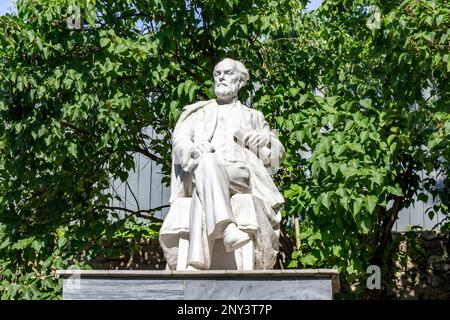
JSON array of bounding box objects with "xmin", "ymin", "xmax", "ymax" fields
[
  {"xmin": 223, "ymin": 223, "xmax": 251, "ymax": 253},
  {"xmin": 186, "ymin": 265, "xmax": 200, "ymax": 271}
]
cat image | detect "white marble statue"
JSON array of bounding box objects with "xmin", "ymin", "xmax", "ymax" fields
[{"xmin": 159, "ymin": 58, "xmax": 285, "ymax": 271}]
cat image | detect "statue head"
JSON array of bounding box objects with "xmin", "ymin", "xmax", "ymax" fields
[{"xmin": 213, "ymin": 58, "xmax": 249, "ymax": 103}]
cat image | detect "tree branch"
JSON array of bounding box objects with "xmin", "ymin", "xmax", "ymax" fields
[
  {"xmin": 96, "ymin": 205, "xmax": 168, "ymax": 223},
  {"xmin": 125, "ymin": 181, "xmax": 140, "ymax": 212},
  {"xmin": 134, "ymin": 147, "xmax": 162, "ymax": 162},
  {"xmin": 61, "ymin": 120, "xmax": 90, "ymax": 135}
]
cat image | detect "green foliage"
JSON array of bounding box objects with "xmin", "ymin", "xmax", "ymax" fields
[
  {"xmin": 0, "ymin": 0, "xmax": 448, "ymax": 299},
  {"xmin": 0, "ymin": 223, "xmax": 87, "ymax": 299},
  {"xmin": 0, "ymin": 213, "xmax": 160, "ymax": 299},
  {"xmin": 0, "ymin": 0, "xmax": 166, "ymax": 299},
  {"xmin": 268, "ymin": 0, "xmax": 449, "ymax": 298},
  {"xmin": 0, "ymin": 0, "xmax": 308, "ymax": 299}
]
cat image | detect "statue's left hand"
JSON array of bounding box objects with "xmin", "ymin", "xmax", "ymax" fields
[{"xmin": 243, "ymin": 131, "xmax": 269, "ymax": 148}]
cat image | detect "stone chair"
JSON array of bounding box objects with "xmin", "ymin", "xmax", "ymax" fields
[{"xmin": 159, "ymin": 193, "xmax": 281, "ymax": 271}]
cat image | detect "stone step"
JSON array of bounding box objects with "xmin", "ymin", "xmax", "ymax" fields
[{"xmin": 57, "ymin": 269, "xmax": 340, "ymax": 300}]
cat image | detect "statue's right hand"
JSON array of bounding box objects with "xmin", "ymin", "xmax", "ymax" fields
[{"xmin": 191, "ymin": 142, "xmax": 215, "ymax": 159}]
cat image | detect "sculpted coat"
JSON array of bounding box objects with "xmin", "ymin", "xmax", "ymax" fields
[{"xmin": 159, "ymin": 98, "xmax": 285, "ymax": 270}]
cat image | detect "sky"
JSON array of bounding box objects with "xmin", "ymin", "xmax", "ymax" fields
[
  {"xmin": 0, "ymin": 0, "xmax": 323, "ymax": 16},
  {"xmin": 307, "ymin": 0, "xmax": 323, "ymax": 10},
  {"xmin": 0, "ymin": 0, "xmax": 16, "ymax": 15}
]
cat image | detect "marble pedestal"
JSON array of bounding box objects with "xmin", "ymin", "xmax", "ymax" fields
[{"xmin": 57, "ymin": 269, "xmax": 340, "ymax": 300}]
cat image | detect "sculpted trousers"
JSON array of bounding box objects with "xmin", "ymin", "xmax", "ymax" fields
[{"xmin": 187, "ymin": 152, "xmax": 251, "ymax": 269}]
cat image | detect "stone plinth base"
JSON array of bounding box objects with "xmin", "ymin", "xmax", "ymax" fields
[{"xmin": 56, "ymin": 269, "xmax": 340, "ymax": 300}]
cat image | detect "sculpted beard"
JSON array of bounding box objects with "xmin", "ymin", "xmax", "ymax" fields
[{"xmin": 215, "ymin": 83, "xmax": 238, "ymax": 98}]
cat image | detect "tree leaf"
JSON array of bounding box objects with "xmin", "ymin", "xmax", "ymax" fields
[
  {"xmin": 353, "ymin": 198, "xmax": 364, "ymax": 215},
  {"xmin": 359, "ymin": 98, "xmax": 372, "ymax": 109},
  {"xmin": 365, "ymin": 195, "xmax": 378, "ymax": 214},
  {"xmin": 100, "ymin": 38, "xmax": 110, "ymax": 48}
]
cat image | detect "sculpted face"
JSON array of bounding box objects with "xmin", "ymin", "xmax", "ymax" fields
[{"xmin": 213, "ymin": 59, "xmax": 243, "ymax": 101}]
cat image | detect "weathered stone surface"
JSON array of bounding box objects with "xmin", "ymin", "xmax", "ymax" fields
[
  {"xmin": 421, "ymin": 231, "xmax": 436, "ymax": 241},
  {"xmin": 394, "ymin": 231, "xmax": 450, "ymax": 300},
  {"xmin": 88, "ymin": 238, "xmax": 166, "ymax": 270},
  {"xmin": 185, "ymin": 278, "xmax": 332, "ymax": 300},
  {"xmin": 57, "ymin": 269, "xmax": 340, "ymax": 300}
]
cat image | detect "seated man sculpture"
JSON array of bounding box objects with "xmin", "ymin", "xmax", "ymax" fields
[{"xmin": 159, "ymin": 58, "xmax": 285, "ymax": 270}]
